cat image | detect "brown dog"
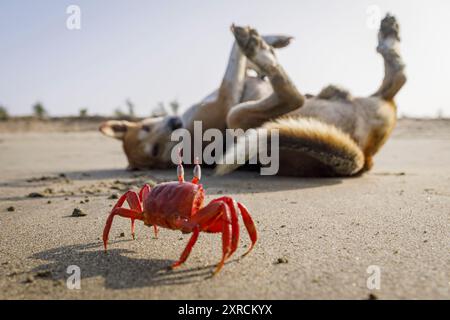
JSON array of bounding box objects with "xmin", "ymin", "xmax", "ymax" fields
[{"xmin": 100, "ymin": 14, "xmax": 406, "ymax": 176}]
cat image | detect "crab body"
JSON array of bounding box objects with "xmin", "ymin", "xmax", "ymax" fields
[
  {"xmin": 102, "ymin": 159, "xmax": 257, "ymax": 274},
  {"xmin": 142, "ymin": 181, "xmax": 204, "ymax": 232}
]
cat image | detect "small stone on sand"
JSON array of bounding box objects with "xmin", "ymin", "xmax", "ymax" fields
[
  {"xmin": 72, "ymin": 208, "xmax": 87, "ymax": 217},
  {"xmin": 275, "ymin": 257, "xmax": 289, "ymax": 264},
  {"xmin": 109, "ymin": 194, "xmax": 119, "ymax": 199},
  {"xmin": 36, "ymin": 270, "xmax": 51, "ymax": 278},
  {"xmin": 7, "ymin": 206, "xmax": 15, "ymax": 212},
  {"xmin": 28, "ymin": 192, "xmax": 44, "ymax": 198},
  {"xmin": 368, "ymin": 293, "xmax": 378, "ymax": 300}
]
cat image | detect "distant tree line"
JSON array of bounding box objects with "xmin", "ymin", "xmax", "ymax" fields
[
  {"xmin": 151, "ymin": 99, "xmax": 180, "ymax": 117},
  {"xmin": 0, "ymin": 98, "xmax": 182, "ymax": 120},
  {"xmin": 0, "ymin": 106, "xmax": 9, "ymax": 120}
]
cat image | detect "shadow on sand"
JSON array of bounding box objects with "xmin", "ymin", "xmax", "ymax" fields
[
  {"xmin": 2, "ymin": 168, "xmax": 344, "ymax": 193},
  {"xmin": 30, "ymin": 241, "xmax": 223, "ymax": 289}
]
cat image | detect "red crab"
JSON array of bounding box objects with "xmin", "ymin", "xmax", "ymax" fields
[{"xmin": 102, "ymin": 157, "xmax": 257, "ymax": 274}]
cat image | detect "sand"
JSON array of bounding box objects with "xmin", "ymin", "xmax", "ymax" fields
[{"xmin": 0, "ymin": 119, "xmax": 449, "ymax": 299}]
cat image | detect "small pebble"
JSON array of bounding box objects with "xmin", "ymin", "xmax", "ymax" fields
[
  {"xmin": 36, "ymin": 270, "xmax": 51, "ymax": 278},
  {"xmin": 80, "ymin": 200, "xmax": 84, "ymax": 204},
  {"xmin": 119, "ymin": 232, "xmax": 125, "ymax": 237},
  {"xmin": 275, "ymin": 257, "xmax": 289, "ymax": 264},
  {"xmin": 368, "ymin": 293, "xmax": 378, "ymax": 300},
  {"xmin": 109, "ymin": 194, "xmax": 119, "ymax": 200},
  {"xmin": 7, "ymin": 206, "xmax": 15, "ymax": 212},
  {"xmin": 47, "ymin": 200, "xmax": 52, "ymax": 204},
  {"xmin": 28, "ymin": 192, "xmax": 44, "ymax": 198},
  {"xmin": 71, "ymin": 208, "xmax": 87, "ymax": 217}
]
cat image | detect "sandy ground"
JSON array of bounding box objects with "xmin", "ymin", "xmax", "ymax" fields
[{"xmin": 0, "ymin": 119, "xmax": 449, "ymax": 299}]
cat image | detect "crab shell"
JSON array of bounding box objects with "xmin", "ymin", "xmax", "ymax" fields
[{"xmin": 142, "ymin": 181, "xmax": 205, "ymax": 232}]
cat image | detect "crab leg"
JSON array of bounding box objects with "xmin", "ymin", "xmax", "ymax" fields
[
  {"xmin": 210, "ymin": 197, "xmax": 240, "ymax": 258},
  {"xmin": 216, "ymin": 204, "xmax": 232, "ymax": 275},
  {"xmin": 236, "ymin": 202, "xmax": 257, "ymax": 257},
  {"xmin": 138, "ymin": 184, "xmax": 151, "ymax": 201},
  {"xmin": 138, "ymin": 184, "xmax": 158, "ymax": 237},
  {"xmin": 103, "ymin": 208, "xmax": 143, "ymax": 251},
  {"xmin": 171, "ymin": 201, "xmax": 234, "ymax": 274},
  {"xmin": 111, "ymin": 190, "xmax": 142, "ymax": 239},
  {"xmin": 196, "ymin": 201, "xmax": 234, "ymax": 274},
  {"xmin": 171, "ymin": 226, "xmax": 200, "ymax": 269},
  {"xmin": 211, "ymin": 197, "xmax": 257, "ymax": 257}
]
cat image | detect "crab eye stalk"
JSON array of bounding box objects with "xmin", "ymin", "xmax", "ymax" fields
[
  {"xmin": 177, "ymin": 148, "xmax": 184, "ymax": 183},
  {"xmin": 192, "ymin": 157, "xmax": 201, "ymax": 184}
]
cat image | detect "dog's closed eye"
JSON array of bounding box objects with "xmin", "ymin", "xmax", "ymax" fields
[{"xmin": 151, "ymin": 144, "xmax": 160, "ymax": 157}]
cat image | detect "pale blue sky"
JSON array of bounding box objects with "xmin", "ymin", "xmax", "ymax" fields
[{"xmin": 1, "ymin": 0, "xmax": 449, "ymax": 117}]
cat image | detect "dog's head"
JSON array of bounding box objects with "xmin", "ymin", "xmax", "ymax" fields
[{"xmin": 99, "ymin": 116, "xmax": 183, "ymax": 170}]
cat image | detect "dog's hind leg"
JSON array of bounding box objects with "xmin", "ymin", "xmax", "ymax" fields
[
  {"xmin": 216, "ymin": 34, "xmax": 293, "ymax": 112},
  {"xmin": 217, "ymin": 43, "xmax": 248, "ymax": 113},
  {"xmin": 226, "ymin": 26, "xmax": 305, "ymax": 130},
  {"xmin": 372, "ymin": 14, "xmax": 406, "ymax": 100},
  {"xmin": 184, "ymin": 34, "xmax": 294, "ymax": 132},
  {"xmin": 182, "ymin": 41, "xmax": 248, "ymax": 132}
]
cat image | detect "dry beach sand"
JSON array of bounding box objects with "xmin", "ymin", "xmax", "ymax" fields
[{"xmin": 0, "ymin": 118, "xmax": 449, "ymax": 299}]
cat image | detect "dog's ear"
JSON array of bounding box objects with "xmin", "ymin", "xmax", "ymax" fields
[{"xmin": 99, "ymin": 120, "xmax": 133, "ymax": 140}]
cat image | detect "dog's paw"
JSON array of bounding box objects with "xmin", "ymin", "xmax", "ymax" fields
[
  {"xmin": 379, "ymin": 13, "xmax": 400, "ymax": 41},
  {"xmin": 231, "ymin": 24, "xmax": 278, "ymax": 70},
  {"xmin": 263, "ymin": 35, "xmax": 294, "ymax": 49}
]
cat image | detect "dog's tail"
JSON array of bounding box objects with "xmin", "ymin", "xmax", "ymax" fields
[{"xmin": 215, "ymin": 117, "xmax": 365, "ymax": 176}]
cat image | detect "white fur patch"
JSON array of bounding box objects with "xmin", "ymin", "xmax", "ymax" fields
[
  {"xmin": 143, "ymin": 143, "xmax": 153, "ymax": 155},
  {"xmin": 138, "ymin": 129, "xmax": 149, "ymax": 141},
  {"xmin": 254, "ymin": 50, "xmax": 277, "ymax": 69}
]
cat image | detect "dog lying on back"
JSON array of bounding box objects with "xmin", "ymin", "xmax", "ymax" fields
[{"xmin": 100, "ymin": 14, "xmax": 406, "ymax": 177}]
